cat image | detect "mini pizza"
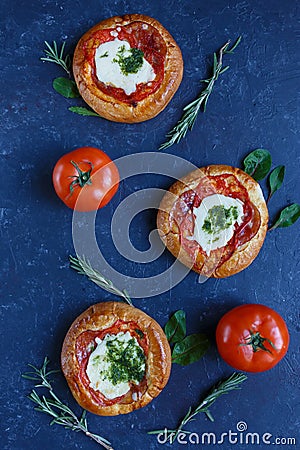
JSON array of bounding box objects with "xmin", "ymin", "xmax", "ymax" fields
[
  {"xmin": 73, "ymin": 14, "xmax": 183, "ymax": 123},
  {"xmin": 61, "ymin": 302, "xmax": 171, "ymax": 415},
  {"xmin": 157, "ymin": 165, "xmax": 269, "ymax": 278}
]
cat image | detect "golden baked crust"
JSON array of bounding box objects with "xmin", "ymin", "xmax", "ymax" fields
[
  {"xmin": 73, "ymin": 14, "xmax": 183, "ymax": 123},
  {"xmin": 61, "ymin": 302, "xmax": 171, "ymax": 415},
  {"xmin": 157, "ymin": 165, "xmax": 269, "ymax": 278}
]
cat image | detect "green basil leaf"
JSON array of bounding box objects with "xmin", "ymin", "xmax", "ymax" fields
[
  {"xmin": 269, "ymin": 204, "xmax": 300, "ymax": 230},
  {"xmin": 243, "ymin": 149, "xmax": 272, "ymax": 181},
  {"xmin": 268, "ymin": 165, "xmax": 285, "ymax": 200},
  {"xmin": 68, "ymin": 106, "xmax": 101, "ymax": 117},
  {"xmin": 52, "ymin": 77, "xmax": 80, "ymax": 98},
  {"xmin": 164, "ymin": 310, "xmax": 186, "ymax": 344},
  {"xmin": 172, "ymin": 333, "xmax": 209, "ymax": 366}
]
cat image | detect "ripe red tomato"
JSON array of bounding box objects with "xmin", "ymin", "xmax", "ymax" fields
[
  {"xmin": 52, "ymin": 147, "xmax": 119, "ymax": 211},
  {"xmin": 216, "ymin": 304, "xmax": 289, "ymax": 373}
]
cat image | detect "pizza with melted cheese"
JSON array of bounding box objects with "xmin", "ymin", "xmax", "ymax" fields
[
  {"xmin": 61, "ymin": 302, "xmax": 171, "ymax": 415},
  {"xmin": 157, "ymin": 165, "xmax": 269, "ymax": 278},
  {"xmin": 73, "ymin": 14, "xmax": 183, "ymax": 123}
]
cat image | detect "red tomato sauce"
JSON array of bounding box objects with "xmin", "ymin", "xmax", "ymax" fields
[
  {"xmin": 173, "ymin": 174, "xmax": 261, "ymax": 270},
  {"xmin": 75, "ymin": 320, "xmax": 148, "ymax": 406},
  {"xmin": 83, "ymin": 22, "xmax": 166, "ymax": 105}
]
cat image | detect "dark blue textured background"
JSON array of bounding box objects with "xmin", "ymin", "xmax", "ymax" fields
[{"xmin": 1, "ymin": 1, "xmax": 299, "ymax": 449}]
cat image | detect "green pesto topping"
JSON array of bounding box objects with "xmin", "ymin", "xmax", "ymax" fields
[
  {"xmin": 113, "ymin": 45, "xmax": 144, "ymax": 75},
  {"xmin": 100, "ymin": 336, "xmax": 145, "ymax": 385},
  {"xmin": 202, "ymin": 205, "xmax": 239, "ymax": 235}
]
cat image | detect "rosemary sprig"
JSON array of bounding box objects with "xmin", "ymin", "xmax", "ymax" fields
[
  {"xmin": 159, "ymin": 36, "xmax": 242, "ymax": 151},
  {"xmin": 41, "ymin": 41, "xmax": 71, "ymax": 76},
  {"xmin": 22, "ymin": 357, "xmax": 113, "ymax": 450},
  {"xmin": 148, "ymin": 372, "xmax": 247, "ymax": 443},
  {"xmin": 69, "ymin": 255, "xmax": 133, "ymax": 306}
]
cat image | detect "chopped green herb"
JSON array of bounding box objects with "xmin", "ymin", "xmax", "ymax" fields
[
  {"xmin": 92, "ymin": 355, "xmax": 101, "ymax": 365},
  {"xmin": 91, "ymin": 336, "xmax": 146, "ymax": 386},
  {"xmin": 100, "ymin": 51, "xmax": 109, "ymax": 58},
  {"xmin": 202, "ymin": 205, "xmax": 238, "ymax": 235},
  {"xmin": 202, "ymin": 219, "xmax": 212, "ymax": 233},
  {"xmin": 105, "ymin": 338, "xmax": 145, "ymax": 384},
  {"xmin": 113, "ymin": 46, "xmax": 144, "ymax": 75}
]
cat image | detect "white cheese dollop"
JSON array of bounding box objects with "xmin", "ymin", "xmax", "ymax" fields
[
  {"xmin": 94, "ymin": 38, "xmax": 155, "ymax": 95},
  {"xmin": 190, "ymin": 194, "xmax": 244, "ymax": 256},
  {"xmin": 86, "ymin": 331, "xmax": 145, "ymax": 400}
]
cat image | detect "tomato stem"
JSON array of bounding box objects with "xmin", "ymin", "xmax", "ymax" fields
[
  {"xmin": 69, "ymin": 160, "xmax": 93, "ymax": 194},
  {"xmin": 240, "ymin": 330, "xmax": 277, "ymax": 354}
]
